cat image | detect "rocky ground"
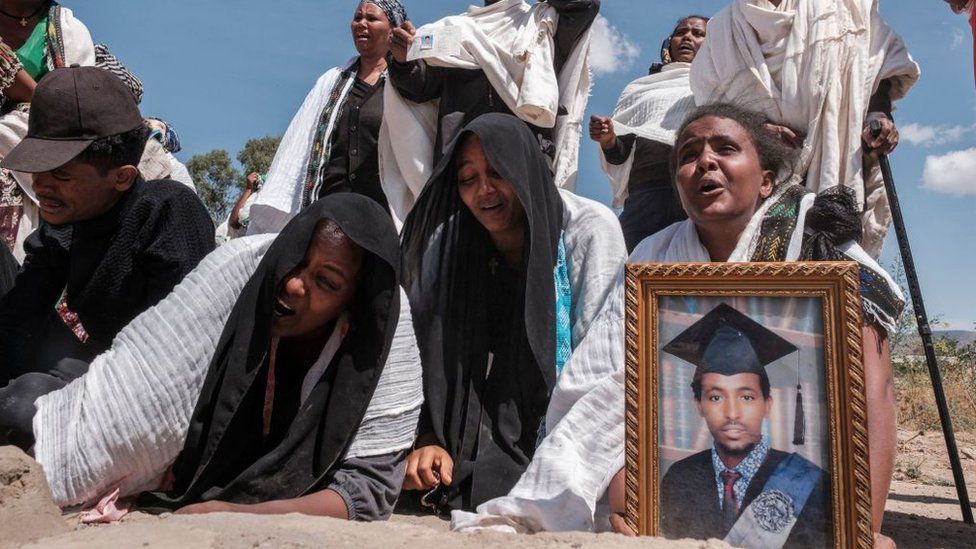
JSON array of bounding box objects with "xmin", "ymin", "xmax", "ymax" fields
[{"xmin": 2, "ymin": 429, "xmax": 973, "ymax": 548}]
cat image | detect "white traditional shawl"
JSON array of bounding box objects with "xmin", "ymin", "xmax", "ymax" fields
[
  {"xmin": 690, "ymin": 0, "xmax": 919, "ymax": 256},
  {"xmin": 0, "ymin": 6, "xmax": 94, "ymax": 261},
  {"xmin": 378, "ymin": 0, "xmax": 593, "ymax": 223},
  {"xmin": 558, "ymin": 189, "xmax": 628, "ymax": 348},
  {"xmin": 599, "ymin": 63, "xmax": 696, "ymax": 208},
  {"xmin": 33, "ymin": 235, "xmax": 424, "ymax": 507},
  {"xmin": 247, "ymin": 59, "xmax": 358, "ymax": 235},
  {"xmin": 451, "ymin": 186, "xmax": 903, "ymax": 534}
]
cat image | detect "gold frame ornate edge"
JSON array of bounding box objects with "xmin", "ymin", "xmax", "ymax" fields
[{"xmin": 623, "ymin": 262, "xmax": 872, "ymax": 548}]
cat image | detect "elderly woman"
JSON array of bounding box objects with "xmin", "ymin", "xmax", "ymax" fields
[
  {"xmin": 691, "ymin": 0, "xmax": 919, "ymax": 258},
  {"xmin": 453, "ymin": 105, "xmax": 903, "ymax": 549},
  {"xmin": 3, "ymin": 193, "xmax": 423, "ymax": 522},
  {"xmin": 0, "ymin": 0, "xmax": 94, "ymax": 258},
  {"xmin": 247, "ymin": 1, "xmax": 407, "ymax": 235},
  {"xmin": 589, "ymin": 15, "xmax": 707, "ymax": 251},
  {"xmin": 399, "ymin": 113, "xmax": 626, "ymax": 514}
]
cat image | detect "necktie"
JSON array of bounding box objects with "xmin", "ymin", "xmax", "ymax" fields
[{"xmin": 720, "ymin": 470, "xmax": 742, "ymax": 530}]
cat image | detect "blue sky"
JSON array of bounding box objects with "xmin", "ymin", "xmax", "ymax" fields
[{"xmin": 73, "ymin": 1, "xmax": 975, "ymax": 329}]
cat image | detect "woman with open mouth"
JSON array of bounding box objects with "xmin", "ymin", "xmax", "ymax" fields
[
  {"xmin": 243, "ymin": 0, "xmax": 408, "ymax": 235},
  {"xmin": 398, "ymin": 113, "xmax": 627, "ymax": 514},
  {"xmin": 451, "ymin": 106, "xmax": 904, "ymax": 549},
  {"xmin": 589, "ymin": 14, "xmax": 708, "ymax": 252},
  {"xmin": 16, "ymin": 193, "xmax": 422, "ymax": 522}
]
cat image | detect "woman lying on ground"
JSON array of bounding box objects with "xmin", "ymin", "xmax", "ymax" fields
[
  {"xmin": 398, "ymin": 113, "xmax": 626, "ymax": 514},
  {"xmin": 246, "ymin": 0, "xmax": 407, "ymax": 235},
  {"xmin": 589, "ymin": 14, "xmax": 707, "ymax": 251},
  {"xmin": 1, "ymin": 193, "xmax": 423, "ymax": 521},
  {"xmin": 452, "ymin": 104, "xmax": 903, "ymax": 548}
]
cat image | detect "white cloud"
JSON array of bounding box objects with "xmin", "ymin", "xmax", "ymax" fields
[
  {"xmin": 588, "ymin": 15, "xmax": 640, "ymax": 76},
  {"xmin": 952, "ymin": 27, "xmax": 966, "ymax": 50},
  {"xmin": 922, "ymin": 148, "xmax": 976, "ymax": 196},
  {"xmin": 901, "ymin": 122, "xmax": 973, "ymax": 147}
]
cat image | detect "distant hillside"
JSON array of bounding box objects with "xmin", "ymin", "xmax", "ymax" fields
[
  {"xmin": 893, "ymin": 330, "xmax": 975, "ymax": 358},
  {"xmin": 934, "ymin": 330, "xmax": 976, "ymax": 346}
]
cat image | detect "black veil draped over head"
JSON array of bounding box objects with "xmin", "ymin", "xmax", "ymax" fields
[
  {"xmin": 140, "ymin": 193, "xmax": 400, "ymax": 511},
  {"xmin": 400, "ymin": 113, "xmax": 565, "ymax": 510}
]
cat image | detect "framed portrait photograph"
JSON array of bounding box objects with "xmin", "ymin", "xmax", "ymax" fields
[{"xmin": 624, "ymin": 262, "xmax": 873, "ymax": 549}]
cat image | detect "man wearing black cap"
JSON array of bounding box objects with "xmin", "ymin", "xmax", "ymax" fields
[
  {"xmin": 659, "ymin": 303, "xmax": 829, "ymax": 548},
  {"xmin": 0, "ymin": 66, "xmax": 214, "ymax": 388}
]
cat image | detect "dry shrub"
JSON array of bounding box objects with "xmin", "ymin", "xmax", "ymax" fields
[{"xmin": 895, "ymin": 355, "xmax": 976, "ymax": 432}]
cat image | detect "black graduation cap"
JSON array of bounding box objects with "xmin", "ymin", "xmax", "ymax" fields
[{"xmin": 662, "ymin": 303, "xmax": 807, "ymax": 445}]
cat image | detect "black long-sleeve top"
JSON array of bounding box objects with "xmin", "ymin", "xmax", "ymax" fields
[
  {"xmin": 317, "ymin": 74, "xmax": 388, "ymax": 210},
  {"xmin": 388, "ymin": 0, "xmax": 600, "ymax": 163},
  {"xmin": 603, "ymin": 134, "xmax": 675, "ymax": 191},
  {"xmin": 0, "ymin": 178, "xmax": 215, "ymax": 385}
]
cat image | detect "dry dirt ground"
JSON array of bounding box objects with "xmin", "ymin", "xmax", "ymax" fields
[
  {"xmin": 2, "ymin": 430, "xmax": 974, "ymax": 548},
  {"xmin": 882, "ymin": 430, "xmax": 976, "ymax": 548}
]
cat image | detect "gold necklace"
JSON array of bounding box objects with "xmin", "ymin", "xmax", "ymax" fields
[{"xmin": 0, "ymin": 3, "xmax": 46, "ymax": 28}]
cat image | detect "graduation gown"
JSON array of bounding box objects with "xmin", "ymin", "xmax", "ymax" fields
[{"xmin": 660, "ymin": 449, "xmax": 831, "ymax": 548}]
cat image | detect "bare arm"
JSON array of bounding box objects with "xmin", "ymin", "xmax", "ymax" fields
[
  {"xmin": 228, "ymin": 173, "xmax": 260, "ymax": 231},
  {"xmin": 4, "ymin": 69, "xmax": 35, "ymax": 103},
  {"xmin": 862, "ymin": 323, "xmax": 895, "ymax": 535},
  {"xmin": 176, "ymin": 489, "xmax": 349, "ymax": 519}
]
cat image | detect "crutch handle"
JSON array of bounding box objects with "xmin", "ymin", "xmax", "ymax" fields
[{"xmin": 869, "ymin": 119, "xmax": 883, "ymax": 140}]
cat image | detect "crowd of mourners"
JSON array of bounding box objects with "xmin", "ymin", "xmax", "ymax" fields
[{"xmin": 0, "ymin": 0, "xmax": 922, "ymax": 547}]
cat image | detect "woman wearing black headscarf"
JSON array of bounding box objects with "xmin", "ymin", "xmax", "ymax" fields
[
  {"xmin": 125, "ymin": 193, "xmax": 409, "ymax": 520},
  {"xmin": 399, "ymin": 113, "xmax": 626, "ymax": 513}
]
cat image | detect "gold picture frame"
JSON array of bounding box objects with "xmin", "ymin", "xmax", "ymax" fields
[{"xmin": 624, "ymin": 262, "xmax": 872, "ymax": 549}]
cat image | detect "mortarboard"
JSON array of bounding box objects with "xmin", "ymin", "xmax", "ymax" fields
[{"xmin": 662, "ymin": 303, "xmax": 807, "ymax": 445}]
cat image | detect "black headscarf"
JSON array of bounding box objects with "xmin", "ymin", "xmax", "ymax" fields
[
  {"xmin": 400, "ymin": 113, "xmax": 564, "ymax": 510},
  {"xmin": 140, "ymin": 193, "xmax": 400, "ymax": 510}
]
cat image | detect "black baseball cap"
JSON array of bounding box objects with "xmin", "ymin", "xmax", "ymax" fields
[{"xmin": 2, "ymin": 66, "xmax": 144, "ymax": 173}]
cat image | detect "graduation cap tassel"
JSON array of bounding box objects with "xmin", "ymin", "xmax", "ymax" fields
[{"xmin": 793, "ymin": 384, "xmax": 805, "ymax": 446}]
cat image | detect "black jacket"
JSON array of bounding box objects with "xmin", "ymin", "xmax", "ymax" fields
[
  {"xmin": 660, "ymin": 449, "xmax": 831, "ymax": 548},
  {"xmin": 0, "ymin": 178, "xmax": 215, "ymax": 385}
]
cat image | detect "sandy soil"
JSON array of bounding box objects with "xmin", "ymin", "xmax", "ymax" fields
[
  {"xmin": 882, "ymin": 430, "xmax": 976, "ymax": 548},
  {"xmin": 2, "ymin": 430, "xmax": 974, "ymax": 548},
  {"xmin": 13, "ymin": 512, "xmax": 732, "ymax": 549}
]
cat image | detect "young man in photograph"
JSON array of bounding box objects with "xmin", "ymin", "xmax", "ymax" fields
[{"xmin": 659, "ymin": 303, "xmax": 830, "ymax": 548}]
